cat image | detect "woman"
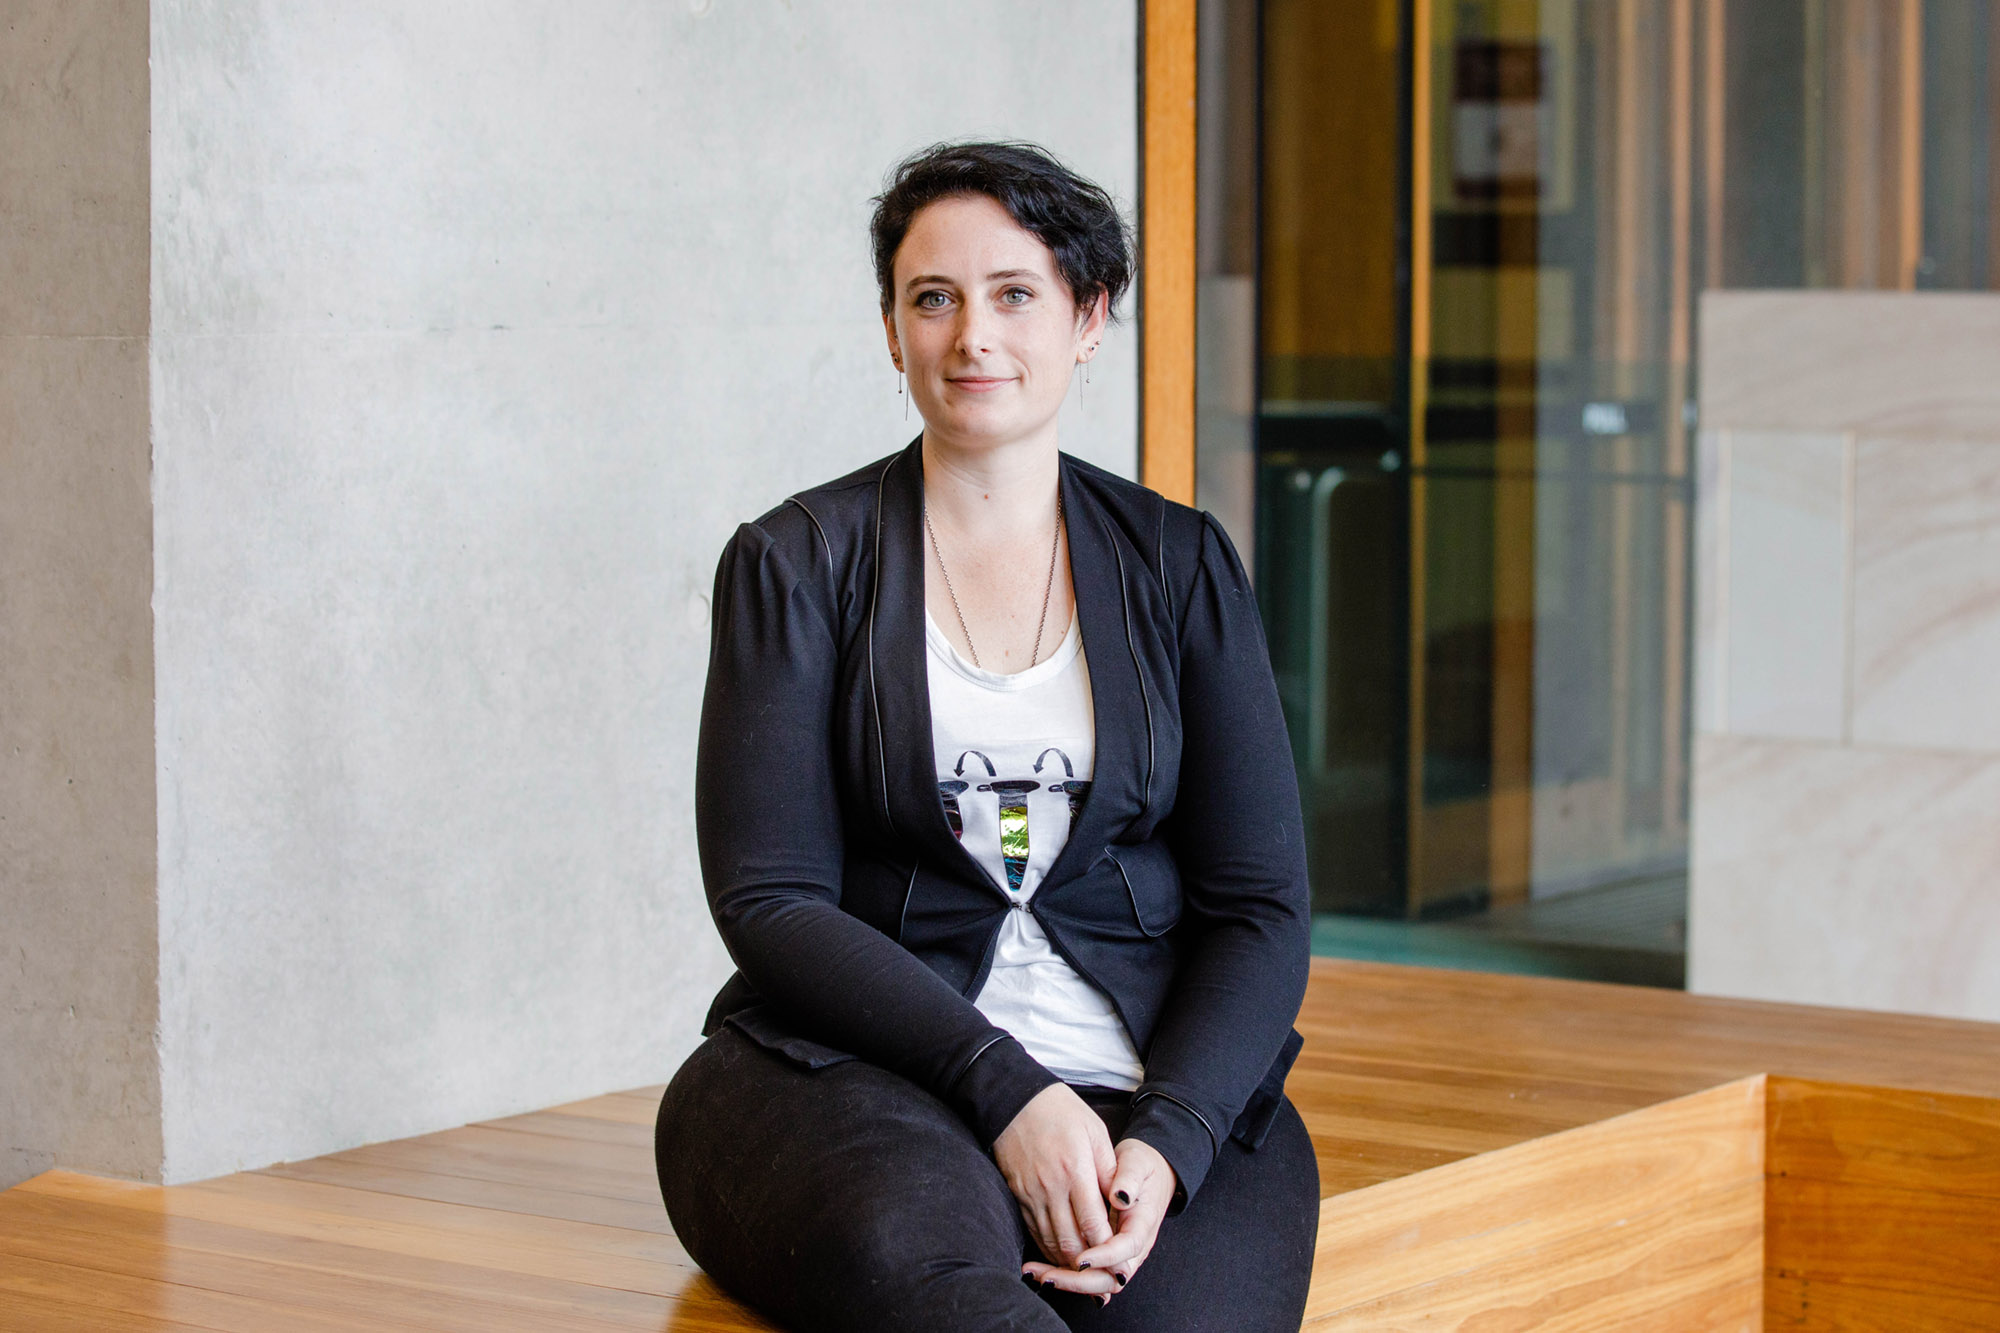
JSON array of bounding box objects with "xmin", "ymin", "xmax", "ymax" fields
[{"xmin": 655, "ymin": 141, "xmax": 1318, "ymax": 1332}]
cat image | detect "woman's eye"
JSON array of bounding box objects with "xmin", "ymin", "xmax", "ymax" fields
[
  {"xmin": 1001, "ymin": 287, "xmax": 1032, "ymax": 305},
  {"xmin": 916, "ymin": 291, "xmax": 949, "ymax": 309}
]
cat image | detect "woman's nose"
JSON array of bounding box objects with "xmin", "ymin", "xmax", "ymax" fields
[{"xmin": 954, "ymin": 308, "xmax": 994, "ymax": 357}]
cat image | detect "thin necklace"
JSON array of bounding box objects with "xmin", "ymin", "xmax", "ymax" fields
[{"xmin": 924, "ymin": 485, "xmax": 1064, "ymax": 671}]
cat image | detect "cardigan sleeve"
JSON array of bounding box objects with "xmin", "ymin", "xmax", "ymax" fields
[
  {"xmin": 1118, "ymin": 512, "xmax": 1313, "ymax": 1212},
  {"xmin": 693, "ymin": 520, "xmax": 1060, "ymax": 1146}
]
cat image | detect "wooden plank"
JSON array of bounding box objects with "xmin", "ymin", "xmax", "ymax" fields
[
  {"xmin": 14, "ymin": 1173, "xmax": 706, "ymax": 1298},
  {"xmin": 0, "ymin": 1288, "xmax": 225, "ymax": 1333},
  {"xmin": 535, "ymin": 1091, "xmax": 660, "ymax": 1127},
  {"xmin": 1295, "ymin": 959, "xmax": 2000, "ymax": 1105},
  {"xmin": 1140, "ymin": 0, "xmax": 1197, "ymax": 505},
  {"xmin": 1292, "ymin": 960, "xmax": 2000, "ymax": 1198},
  {"xmin": 0, "ymin": 1190, "xmax": 726, "ymax": 1332},
  {"xmin": 1768, "ymin": 1176, "xmax": 2000, "ymax": 1307},
  {"xmin": 1310, "ymin": 1196, "xmax": 1761, "ymax": 1331},
  {"xmin": 257, "ymin": 1154, "xmax": 673, "ymax": 1234},
  {"xmin": 1766, "ymin": 1075, "xmax": 2000, "ymax": 1197},
  {"xmin": 1766, "ymin": 1272, "xmax": 2000, "ymax": 1331},
  {"xmin": 0, "ymin": 1249, "xmax": 443, "ymax": 1333},
  {"xmin": 471, "ymin": 1109, "xmax": 653, "ymax": 1149},
  {"xmin": 1763, "ymin": 1076, "xmax": 2000, "ymax": 1325},
  {"xmin": 311, "ymin": 1125, "xmax": 658, "ymax": 1205},
  {"xmin": 1306, "ymin": 1076, "xmax": 1765, "ymax": 1321}
]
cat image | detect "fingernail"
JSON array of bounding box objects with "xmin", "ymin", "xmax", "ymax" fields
[
  {"xmin": 1113, "ymin": 1272, "xmax": 1127, "ymax": 1287},
  {"xmin": 1078, "ymin": 1261, "xmax": 1091, "ymax": 1270},
  {"xmin": 1098, "ymin": 1293, "xmax": 1112, "ymax": 1307},
  {"xmin": 1114, "ymin": 1189, "xmax": 1131, "ymax": 1206},
  {"xmin": 1022, "ymin": 1271, "xmax": 1038, "ymax": 1285}
]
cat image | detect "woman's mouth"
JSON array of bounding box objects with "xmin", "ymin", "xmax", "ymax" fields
[{"xmin": 946, "ymin": 376, "xmax": 1013, "ymax": 393}]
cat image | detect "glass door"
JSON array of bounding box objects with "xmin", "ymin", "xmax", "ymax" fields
[
  {"xmin": 1202, "ymin": 0, "xmax": 1996, "ymax": 985},
  {"xmin": 1226, "ymin": 0, "xmax": 1705, "ymax": 984}
]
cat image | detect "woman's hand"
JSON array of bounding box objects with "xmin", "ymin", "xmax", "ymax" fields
[
  {"xmin": 1021, "ymin": 1138, "xmax": 1176, "ymax": 1302},
  {"xmin": 992, "ymin": 1084, "xmax": 1118, "ymax": 1270}
]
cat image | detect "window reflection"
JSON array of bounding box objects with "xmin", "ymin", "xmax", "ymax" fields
[{"xmin": 1198, "ymin": 0, "xmax": 1998, "ymax": 987}]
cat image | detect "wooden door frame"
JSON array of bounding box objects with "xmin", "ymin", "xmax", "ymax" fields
[{"xmin": 1142, "ymin": 0, "xmax": 1198, "ymax": 506}]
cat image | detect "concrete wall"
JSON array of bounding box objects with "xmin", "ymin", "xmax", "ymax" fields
[
  {"xmin": 147, "ymin": 1, "xmax": 1137, "ymax": 1182},
  {"xmin": 0, "ymin": 1, "xmax": 160, "ymax": 1189},
  {"xmin": 1688, "ymin": 291, "xmax": 2000, "ymax": 1024}
]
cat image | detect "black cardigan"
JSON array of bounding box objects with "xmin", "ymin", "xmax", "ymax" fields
[{"xmin": 693, "ymin": 437, "xmax": 1311, "ymax": 1212}]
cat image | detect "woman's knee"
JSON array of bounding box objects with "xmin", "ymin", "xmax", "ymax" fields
[
  {"xmin": 653, "ymin": 1035, "xmax": 1052, "ymax": 1328},
  {"xmin": 654, "ymin": 1033, "xmax": 728, "ymax": 1193}
]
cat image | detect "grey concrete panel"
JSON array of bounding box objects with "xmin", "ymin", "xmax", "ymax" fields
[
  {"xmin": 150, "ymin": 1, "xmax": 1139, "ymax": 353},
  {"xmin": 150, "ymin": 0, "xmax": 1137, "ymax": 1180},
  {"xmin": 0, "ymin": 0, "xmax": 150, "ymax": 336},
  {"xmin": 0, "ymin": 334, "xmax": 160, "ymax": 1187}
]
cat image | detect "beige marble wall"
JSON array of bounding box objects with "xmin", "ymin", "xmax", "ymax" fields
[{"xmin": 1689, "ymin": 291, "xmax": 2000, "ymax": 1024}]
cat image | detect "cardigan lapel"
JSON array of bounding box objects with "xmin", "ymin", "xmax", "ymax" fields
[
  {"xmin": 1040, "ymin": 454, "xmax": 1152, "ymax": 893},
  {"xmin": 863, "ymin": 439, "xmax": 958, "ymax": 866},
  {"xmin": 863, "ymin": 438, "xmax": 1152, "ymax": 900}
]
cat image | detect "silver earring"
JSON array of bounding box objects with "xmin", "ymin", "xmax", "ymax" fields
[{"xmin": 900, "ymin": 369, "xmax": 910, "ymax": 420}]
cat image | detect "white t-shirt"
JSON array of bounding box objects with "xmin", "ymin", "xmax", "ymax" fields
[{"xmin": 925, "ymin": 607, "xmax": 1145, "ymax": 1091}]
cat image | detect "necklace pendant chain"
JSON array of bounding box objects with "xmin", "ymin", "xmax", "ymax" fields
[
  {"xmin": 1030, "ymin": 487, "xmax": 1063, "ymax": 666},
  {"xmin": 924, "ymin": 483, "xmax": 1065, "ymax": 672}
]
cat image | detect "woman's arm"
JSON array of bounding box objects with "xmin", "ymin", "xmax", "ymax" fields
[
  {"xmin": 694, "ymin": 519, "xmax": 1061, "ymax": 1145},
  {"xmin": 1118, "ymin": 512, "xmax": 1314, "ymax": 1213}
]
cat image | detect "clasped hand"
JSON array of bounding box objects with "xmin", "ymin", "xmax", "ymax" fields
[{"xmin": 992, "ymin": 1083, "xmax": 1175, "ymax": 1305}]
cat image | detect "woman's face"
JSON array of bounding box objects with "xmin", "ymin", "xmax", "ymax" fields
[{"xmin": 883, "ymin": 193, "xmax": 1106, "ymax": 452}]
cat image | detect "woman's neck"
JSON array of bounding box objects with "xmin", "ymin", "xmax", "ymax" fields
[{"xmin": 919, "ymin": 430, "xmax": 1060, "ymax": 542}]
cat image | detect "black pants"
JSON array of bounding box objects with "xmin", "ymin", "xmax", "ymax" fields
[{"xmin": 654, "ymin": 1027, "xmax": 1319, "ymax": 1332}]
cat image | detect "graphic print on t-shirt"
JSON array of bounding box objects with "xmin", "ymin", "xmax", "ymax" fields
[
  {"xmin": 939, "ymin": 750, "xmax": 996, "ymax": 845},
  {"xmin": 936, "ymin": 747, "xmax": 1093, "ymax": 896},
  {"xmin": 979, "ymin": 778, "xmax": 1040, "ymax": 892},
  {"xmin": 1034, "ymin": 747, "xmax": 1092, "ymax": 826},
  {"xmin": 937, "ymin": 778, "xmax": 970, "ymax": 839},
  {"xmin": 925, "ymin": 611, "xmax": 1141, "ymax": 1090}
]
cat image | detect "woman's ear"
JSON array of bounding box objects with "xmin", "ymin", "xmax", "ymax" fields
[
  {"xmin": 1076, "ymin": 291, "xmax": 1109, "ymax": 359},
  {"xmin": 882, "ymin": 309, "xmax": 903, "ymax": 371}
]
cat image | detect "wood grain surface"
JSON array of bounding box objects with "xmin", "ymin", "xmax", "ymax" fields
[
  {"xmin": 1294, "ymin": 958, "xmax": 2000, "ymax": 1198},
  {"xmin": 1765, "ymin": 1076, "xmax": 2000, "ymax": 1329},
  {"xmin": 1140, "ymin": 0, "xmax": 1197, "ymax": 505},
  {"xmin": 1306, "ymin": 1077, "xmax": 1765, "ymax": 1329},
  {"xmin": 8, "ymin": 958, "xmax": 2000, "ymax": 1330}
]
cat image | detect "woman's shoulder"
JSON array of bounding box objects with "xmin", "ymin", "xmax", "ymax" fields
[
  {"xmin": 1061, "ymin": 450, "xmax": 1208, "ymax": 538},
  {"xmin": 1059, "ymin": 451, "xmax": 1216, "ymax": 614},
  {"xmin": 751, "ymin": 448, "xmax": 899, "ymax": 531},
  {"xmin": 721, "ymin": 445, "xmax": 907, "ymax": 602}
]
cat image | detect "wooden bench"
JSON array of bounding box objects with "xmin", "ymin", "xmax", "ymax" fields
[{"xmin": 6, "ymin": 958, "xmax": 1999, "ymax": 1330}]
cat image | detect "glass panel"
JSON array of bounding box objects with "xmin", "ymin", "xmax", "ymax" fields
[
  {"xmin": 1253, "ymin": 0, "xmax": 1411, "ymax": 918},
  {"xmin": 1417, "ymin": 0, "xmax": 1698, "ymax": 974},
  {"xmin": 1717, "ymin": 0, "xmax": 1997, "ymax": 291},
  {"xmin": 1199, "ymin": 0, "xmax": 2000, "ymax": 989}
]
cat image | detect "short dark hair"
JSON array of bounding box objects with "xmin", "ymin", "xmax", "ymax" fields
[{"xmin": 869, "ymin": 141, "xmax": 1134, "ymax": 322}]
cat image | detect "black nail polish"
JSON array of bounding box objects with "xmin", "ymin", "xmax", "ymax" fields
[
  {"xmin": 1098, "ymin": 1294, "xmax": 1112, "ymax": 1307},
  {"xmin": 1113, "ymin": 1272, "xmax": 1127, "ymax": 1287},
  {"xmin": 1114, "ymin": 1189, "xmax": 1131, "ymax": 1206},
  {"xmin": 1078, "ymin": 1261, "xmax": 1091, "ymax": 1270}
]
